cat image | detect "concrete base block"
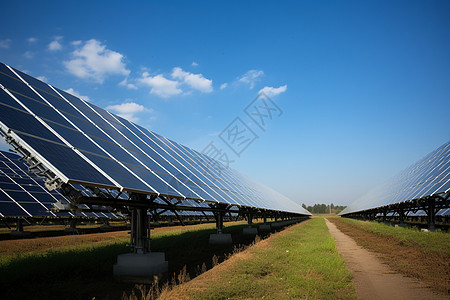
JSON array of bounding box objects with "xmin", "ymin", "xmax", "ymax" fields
[
  {"xmin": 10, "ymin": 230, "xmax": 31, "ymax": 237},
  {"xmin": 270, "ymin": 222, "xmax": 281, "ymax": 230},
  {"xmin": 258, "ymin": 224, "xmax": 271, "ymax": 233},
  {"xmin": 100, "ymin": 224, "xmax": 113, "ymax": 231},
  {"xmin": 113, "ymin": 252, "xmax": 168, "ymax": 277},
  {"xmin": 209, "ymin": 233, "xmax": 232, "ymax": 245},
  {"xmin": 243, "ymin": 227, "xmax": 258, "ymax": 236}
]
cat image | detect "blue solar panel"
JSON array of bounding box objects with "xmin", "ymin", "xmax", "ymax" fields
[
  {"xmin": 0, "ymin": 150, "xmax": 121, "ymax": 218},
  {"xmin": 0, "ymin": 62, "xmax": 311, "ymax": 216},
  {"xmin": 340, "ymin": 141, "xmax": 450, "ymax": 215}
]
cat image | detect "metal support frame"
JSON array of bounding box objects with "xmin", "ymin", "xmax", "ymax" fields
[{"xmin": 342, "ymin": 192, "xmax": 450, "ymax": 230}]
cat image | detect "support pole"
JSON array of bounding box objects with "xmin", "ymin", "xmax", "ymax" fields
[
  {"xmin": 243, "ymin": 212, "xmax": 257, "ymax": 236},
  {"xmin": 209, "ymin": 205, "xmax": 232, "ymax": 245},
  {"xmin": 113, "ymin": 194, "xmax": 168, "ymax": 279},
  {"xmin": 427, "ymin": 199, "xmax": 436, "ymax": 231}
]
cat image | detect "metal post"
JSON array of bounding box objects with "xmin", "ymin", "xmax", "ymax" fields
[{"xmin": 427, "ymin": 199, "xmax": 436, "ymax": 231}]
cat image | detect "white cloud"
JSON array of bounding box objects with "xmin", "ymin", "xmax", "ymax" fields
[
  {"xmin": 64, "ymin": 88, "xmax": 91, "ymax": 102},
  {"xmin": 258, "ymin": 85, "xmax": 287, "ymax": 97},
  {"xmin": 48, "ymin": 37, "xmax": 62, "ymax": 51},
  {"xmin": 191, "ymin": 61, "xmax": 198, "ymax": 67},
  {"xmin": 119, "ymin": 78, "xmax": 138, "ymax": 90},
  {"xmin": 106, "ymin": 101, "xmax": 152, "ymax": 123},
  {"xmin": 24, "ymin": 51, "xmax": 34, "ymax": 59},
  {"xmin": 63, "ymin": 39, "xmax": 130, "ymax": 83},
  {"xmin": 172, "ymin": 67, "xmax": 213, "ymax": 93},
  {"xmin": 36, "ymin": 76, "xmax": 48, "ymax": 83},
  {"xmin": 71, "ymin": 40, "xmax": 82, "ymax": 46},
  {"xmin": 220, "ymin": 83, "xmax": 228, "ymax": 90},
  {"xmin": 27, "ymin": 37, "xmax": 37, "ymax": 43},
  {"xmin": 0, "ymin": 39, "xmax": 11, "ymax": 49},
  {"xmin": 138, "ymin": 72, "xmax": 182, "ymax": 98},
  {"xmin": 239, "ymin": 69, "xmax": 264, "ymax": 89}
]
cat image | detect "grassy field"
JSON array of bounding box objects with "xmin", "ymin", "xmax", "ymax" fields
[
  {"xmin": 329, "ymin": 217, "xmax": 450, "ymax": 295},
  {"xmin": 333, "ymin": 217, "xmax": 450, "ymax": 254},
  {"xmin": 159, "ymin": 217, "xmax": 355, "ymax": 300},
  {"xmin": 0, "ymin": 221, "xmax": 267, "ymax": 299}
]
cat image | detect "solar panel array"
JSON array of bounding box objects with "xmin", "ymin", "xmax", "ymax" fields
[
  {"xmin": 340, "ymin": 141, "xmax": 450, "ymax": 215},
  {"xmin": 0, "ymin": 150, "xmax": 119, "ymax": 218},
  {"xmin": 0, "ymin": 62, "xmax": 310, "ymax": 216}
]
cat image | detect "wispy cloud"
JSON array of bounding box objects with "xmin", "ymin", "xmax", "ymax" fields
[
  {"xmin": 259, "ymin": 85, "xmax": 287, "ymax": 97},
  {"xmin": 239, "ymin": 69, "xmax": 264, "ymax": 89},
  {"xmin": 64, "ymin": 88, "xmax": 91, "ymax": 102},
  {"xmin": 220, "ymin": 83, "xmax": 228, "ymax": 90},
  {"xmin": 27, "ymin": 37, "xmax": 37, "ymax": 43},
  {"xmin": 138, "ymin": 72, "xmax": 182, "ymax": 98},
  {"xmin": 191, "ymin": 61, "xmax": 198, "ymax": 67},
  {"xmin": 48, "ymin": 36, "xmax": 63, "ymax": 51},
  {"xmin": 119, "ymin": 78, "xmax": 138, "ymax": 90},
  {"xmin": 64, "ymin": 39, "xmax": 130, "ymax": 83},
  {"xmin": 0, "ymin": 39, "xmax": 11, "ymax": 49},
  {"xmin": 106, "ymin": 101, "xmax": 153, "ymax": 123},
  {"xmin": 172, "ymin": 67, "xmax": 213, "ymax": 93},
  {"xmin": 36, "ymin": 76, "xmax": 48, "ymax": 83},
  {"xmin": 24, "ymin": 51, "xmax": 34, "ymax": 59}
]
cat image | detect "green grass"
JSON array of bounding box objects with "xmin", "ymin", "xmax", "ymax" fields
[
  {"xmin": 336, "ymin": 217, "xmax": 450, "ymax": 255},
  {"xmin": 0, "ymin": 221, "xmax": 259, "ymax": 299},
  {"xmin": 176, "ymin": 218, "xmax": 355, "ymax": 300}
]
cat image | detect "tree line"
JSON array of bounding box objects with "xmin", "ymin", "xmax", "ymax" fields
[{"xmin": 301, "ymin": 203, "xmax": 346, "ymax": 214}]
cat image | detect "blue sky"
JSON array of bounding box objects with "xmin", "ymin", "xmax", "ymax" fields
[{"xmin": 0, "ymin": 0, "xmax": 449, "ymax": 206}]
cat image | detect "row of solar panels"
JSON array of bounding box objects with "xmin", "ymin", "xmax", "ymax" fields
[
  {"xmin": 0, "ymin": 62, "xmax": 310, "ymax": 216},
  {"xmin": 0, "ymin": 150, "xmax": 120, "ymax": 218},
  {"xmin": 340, "ymin": 141, "xmax": 450, "ymax": 215},
  {"xmin": 0, "ymin": 149, "xmax": 221, "ymax": 218}
]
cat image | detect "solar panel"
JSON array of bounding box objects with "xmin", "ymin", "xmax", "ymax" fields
[
  {"xmin": 0, "ymin": 150, "xmax": 121, "ymax": 218},
  {"xmin": 0, "ymin": 62, "xmax": 310, "ymax": 216},
  {"xmin": 340, "ymin": 141, "xmax": 450, "ymax": 216}
]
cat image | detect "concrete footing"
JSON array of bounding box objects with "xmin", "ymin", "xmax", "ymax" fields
[
  {"xmin": 100, "ymin": 224, "xmax": 113, "ymax": 231},
  {"xmin": 209, "ymin": 233, "xmax": 232, "ymax": 245},
  {"xmin": 113, "ymin": 252, "xmax": 168, "ymax": 277},
  {"xmin": 243, "ymin": 227, "xmax": 258, "ymax": 236},
  {"xmin": 258, "ymin": 224, "xmax": 271, "ymax": 233},
  {"xmin": 270, "ymin": 222, "xmax": 281, "ymax": 230},
  {"xmin": 64, "ymin": 227, "xmax": 78, "ymax": 233},
  {"xmin": 10, "ymin": 230, "xmax": 31, "ymax": 237}
]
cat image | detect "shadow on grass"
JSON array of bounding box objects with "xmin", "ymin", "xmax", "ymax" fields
[{"xmin": 0, "ymin": 220, "xmax": 308, "ymax": 299}]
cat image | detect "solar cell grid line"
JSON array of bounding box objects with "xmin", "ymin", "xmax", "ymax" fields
[
  {"xmin": 154, "ymin": 132, "xmax": 266, "ymax": 208},
  {"xmin": 143, "ymin": 130, "xmax": 241, "ymax": 204},
  {"xmin": 154, "ymin": 133, "xmax": 255, "ymax": 207},
  {"xmin": 103, "ymin": 114, "xmax": 226, "ymax": 203},
  {"xmin": 51, "ymin": 87, "xmax": 216, "ymax": 202},
  {"xmin": 0, "ymin": 150, "xmax": 77, "ymax": 217},
  {"xmin": 128, "ymin": 121, "xmax": 235, "ymax": 205},
  {"xmin": 105, "ymin": 112, "xmax": 221, "ymax": 204},
  {"xmin": 0, "ymin": 160, "xmax": 55, "ymax": 217},
  {"xmin": 340, "ymin": 140, "xmax": 450, "ymax": 216},
  {"xmin": 82, "ymin": 100, "xmax": 202, "ymax": 201},
  {"xmin": 0, "ymin": 69, "xmax": 119, "ymax": 189},
  {"xmin": 10, "ymin": 66, "xmax": 178, "ymax": 193},
  {"xmin": 3, "ymin": 65, "xmax": 155, "ymax": 194},
  {"xmin": 170, "ymin": 139, "xmax": 262, "ymax": 203},
  {"xmin": 166, "ymin": 139, "xmax": 262, "ymax": 208},
  {"xmin": 14, "ymin": 70, "xmax": 162, "ymax": 196}
]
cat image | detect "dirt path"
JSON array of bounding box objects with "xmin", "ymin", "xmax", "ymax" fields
[{"xmin": 325, "ymin": 218, "xmax": 443, "ymax": 300}]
